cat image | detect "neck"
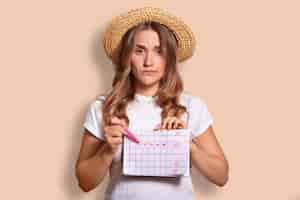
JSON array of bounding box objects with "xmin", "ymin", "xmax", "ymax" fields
[{"xmin": 134, "ymin": 83, "xmax": 159, "ymax": 97}]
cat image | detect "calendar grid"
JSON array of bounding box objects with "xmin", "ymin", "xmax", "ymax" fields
[{"xmin": 123, "ymin": 129, "xmax": 191, "ymax": 177}]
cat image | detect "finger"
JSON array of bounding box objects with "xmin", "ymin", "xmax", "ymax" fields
[
  {"xmin": 106, "ymin": 139, "xmax": 121, "ymax": 150},
  {"xmin": 110, "ymin": 116, "xmax": 126, "ymax": 127},
  {"xmin": 106, "ymin": 133, "xmax": 122, "ymax": 143},
  {"xmin": 117, "ymin": 118, "xmax": 127, "ymax": 128},
  {"xmin": 171, "ymin": 118, "xmax": 183, "ymax": 129},
  {"xmin": 166, "ymin": 119, "xmax": 172, "ymax": 129},
  {"xmin": 110, "ymin": 116, "xmax": 121, "ymax": 125},
  {"xmin": 167, "ymin": 117, "xmax": 177, "ymax": 129},
  {"xmin": 104, "ymin": 133, "xmax": 116, "ymax": 142},
  {"xmin": 113, "ymin": 126, "xmax": 127, "ymax": 137},
  {"xmin": 111, "ymin": 137, "xmax": 123, "ymax": 145},
  {"xmin": 176, "ymin": 123, "xmax": 184, "ymax": 129},
  {"xmin": 121, "ymin": 119, "xmax": 127, "ymax": 127},
  {"xmin": 161, "ymin": 118, "xmax": 170, "ymax": 129},
  {"xmin": 163, "ymin": 117, "xmax": 174, "ymax": 129},
  {"xmin": 181, "ymin": 121, "xmax": 188, "ymax": 129},
  {"xmin": 173, "ymin": 120, "xmax": 180, "ymax": 129},
  {"xmin": 175, "ymin": 120, "xmax": 186, "ymax": 129},
  {"xmin": 105, "ymin": 126, "xmax": 124, "ymax": 137},
  {"xmin": 106, "ymin": 136, "xmax": 114, "ymax": 145}
]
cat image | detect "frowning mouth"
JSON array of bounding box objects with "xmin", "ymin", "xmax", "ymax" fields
[{"xmin": 142, "ymin": 70, "xmax": 157, "ymax": 74}]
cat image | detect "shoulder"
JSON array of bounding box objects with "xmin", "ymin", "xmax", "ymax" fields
[
  {"xmin": 91, "ymin": 93, "xmax": 108, "ymax": 106},
  {"xmin": 180, "ymin": 91, "xmax": 208, "ymax": 107},
  {"xmin": 95, "ymin": 93, "xmax": 107, "ymax": 102},
  {"xmin": 86, "ymin": 93, "xmax": 108, "ymax": 112}
]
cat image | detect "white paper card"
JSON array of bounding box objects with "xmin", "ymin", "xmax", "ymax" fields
[{"xmin": 122, "ymin": 128, "xmax": 191, "ymax": 177}]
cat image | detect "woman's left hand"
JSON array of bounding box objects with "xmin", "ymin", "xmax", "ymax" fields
[{"xmin": 154, "ymin": 116, "xmax": 187, "ymax": 130}]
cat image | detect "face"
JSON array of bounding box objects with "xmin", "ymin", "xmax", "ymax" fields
[{"xmin": 130, "ymin": 29, "xmax": 166, "ymax": 90}]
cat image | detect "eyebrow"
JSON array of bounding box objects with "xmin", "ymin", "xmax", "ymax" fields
[{"xmin": 135, "ymin": 44, "xmax": 161, "ymax": 50}]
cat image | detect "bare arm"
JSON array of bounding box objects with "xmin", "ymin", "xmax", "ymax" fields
[
  {"xmin": 155, "ymin": 116, "xmax": 229, "ymax": 186},
  {"xmin": 75, "ymin": 116, "xmax": 126, "ymax": 192},
  {"xmin": 190, "ymin": 125, "xmax": 229, "ymax": 187},
  {"xmin": 75, "ymin": 130, "xmax": 115, "ymax": 192}
]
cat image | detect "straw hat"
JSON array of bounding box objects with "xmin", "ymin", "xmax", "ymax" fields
[{"xmin": 103, "ymin": 7, "xmax": 196, "ymax": 64}]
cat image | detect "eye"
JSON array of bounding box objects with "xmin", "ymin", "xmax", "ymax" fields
[
  {"xmin": 155, "ymin": 48, "xmax": 162, "ymax": 54},
  {"xmin": 135, "ymin": 49, "xmax": 144, "ymax": 54}
]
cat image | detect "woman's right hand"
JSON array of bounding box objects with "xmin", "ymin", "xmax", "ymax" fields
[{"xmin": 103, "ymin": 116, "xmax": 127, "ymax": 154}]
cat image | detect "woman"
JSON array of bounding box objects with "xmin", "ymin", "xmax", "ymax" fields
[{"xmin": 75, "ymin": 7, "xmax": 229, "ymax": 200}]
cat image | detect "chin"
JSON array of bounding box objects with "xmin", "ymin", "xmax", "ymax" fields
[
  {"xmin": 137, "ymin": 74, "xmax": 162, "ymax": 86},
  {"xmin": 139, "ymin": 79, "xmax": 159, "ymax": 87},
  {"xmin": 141, "ymin": 81, "xmax": 157, "ymax": 86}
]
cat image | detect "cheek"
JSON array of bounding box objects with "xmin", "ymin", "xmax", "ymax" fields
[
  {"xmin": 158, "ymin": 61, "xmax": 166, "ymax": 75},
  {"xmin": 158, "ymin": 68, "xmax": 166, "ymax": 78},
  {"xmin": 131, "ymin": 54, "xmax": 144, "ymax": 65},
  {"xmin": 131, "ymin": 56, "xmax": 142, "ymax": 74},
  {"xmin": 153, "ymin": 56, "xmax": 166, "ymax": 70}
]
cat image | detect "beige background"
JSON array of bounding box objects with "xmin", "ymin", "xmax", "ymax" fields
[{"xmin": 0, "ymin": 0, "xmax": 299, "ymax": 199}]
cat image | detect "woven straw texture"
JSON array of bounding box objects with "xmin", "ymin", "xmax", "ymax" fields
[{"xmin": 103, "ymin": 7, "xmax": 196, "ymax": 64}]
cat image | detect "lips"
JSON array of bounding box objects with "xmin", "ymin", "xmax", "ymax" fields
[
  {"xmin": 142, "ymin": 71, "xmax": 156, "ymax": 76},
  {"xmin": 143, "ymin": 70, "xmax": 156, "ymax": 72},
  {"xmin": 142, "ymin": 70, "xmax": 157, "ymax": 74}
]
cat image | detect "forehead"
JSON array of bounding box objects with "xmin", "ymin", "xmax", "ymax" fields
[{"xmin": 133, "ymin": 29, "xmax": 160, "ymax": 47}]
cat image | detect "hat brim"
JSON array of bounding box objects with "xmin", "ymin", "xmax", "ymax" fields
[{"xmin": 103, "ymin": 7, "xmax": 196, "ymax": 64}]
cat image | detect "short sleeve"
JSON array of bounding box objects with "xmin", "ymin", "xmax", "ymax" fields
[
  {"xmin": 83, "ymin": 98, "xmax": 106, "ymax": 141},
  {"xmin": 188, "ymin": 96, "xmax": 214, "ymax": 138}
]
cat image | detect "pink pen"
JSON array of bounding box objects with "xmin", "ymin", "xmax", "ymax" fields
[{"xmin": 123, "ymin": 127, "xmax": 140, "ymax": 144}]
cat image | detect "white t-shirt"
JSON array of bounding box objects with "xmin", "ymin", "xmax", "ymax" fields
[{"xmin": 83, "ymin": 91, "xmax": 214, "ymax": 200}]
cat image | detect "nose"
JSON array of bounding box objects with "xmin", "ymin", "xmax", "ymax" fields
[{"xmin": 144, "ymin": 52, "xmax": 153, "ymax": 67}]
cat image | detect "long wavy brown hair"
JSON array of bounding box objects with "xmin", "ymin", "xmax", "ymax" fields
[{"xmin": 99, "ymin": 21, "xmax": 189, "ymax": 128}]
